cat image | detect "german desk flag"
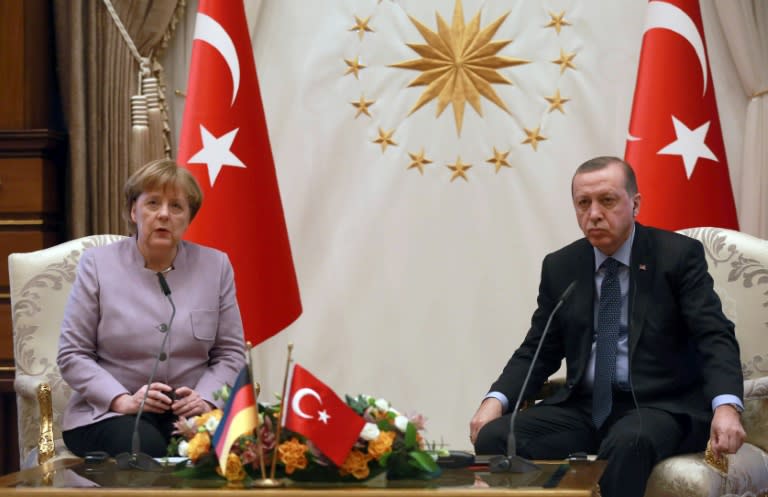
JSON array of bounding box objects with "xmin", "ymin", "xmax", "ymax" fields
[{"xmin": 212, "ymin": 366, "xmax": 257, "ymax": 474}]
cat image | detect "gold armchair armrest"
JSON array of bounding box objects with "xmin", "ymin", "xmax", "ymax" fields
[
  {"xmin": 37, "ymin": 383, "xmax": 55, "ymax": 464},
  {"xmin": 704, "ymin": 440, "xmax": 728, "ymax": 474},
  {"xmin": 13, "ymin": 375, "xmax": 55, "ymax": 465}
]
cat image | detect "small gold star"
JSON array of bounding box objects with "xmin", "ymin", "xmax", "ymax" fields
[
  {"xmin": 486, "ymin": 147, "xmax": 511, "ymax": 173},
  {"xmin": 545, "ymin": 11, "xmax": 571, "ymax": 34},
  {"xmin": 349, "ymin": 16, "xmax": 374, "ymax": 40},
  {"xmin": 373, "ymin": 127, "xmax": 397, "ymax": 152},
  {"xmin": 522, "ymin": 126, "xmax": 547, "ymax": 151},
  {"xmin": 552, "ymin": 49, "xmax": 576, "ymax": 74},
  {"xmin": 447, "ymin": 156, "xmax": 472, "ymax": 182},
  {"xmin": 351, "ymin": 94, "xmax": 375, "ymax": 118},
  {"xmin": 545, "ymin": 89, "xmax": 570, "ymax": 114},
  {"xmin": 407, "ymin": 148, "xmax": 433, "ymax": 174},
  {"xmin": 344, "ymin": 57, "xmax": 366, "ymax": 79}
]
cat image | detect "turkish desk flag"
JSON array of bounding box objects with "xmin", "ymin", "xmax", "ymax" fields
[
  {"xmin": 178, "ymin": 0, "xmax": 302, "ymax": 345},
  {"xmin": 624, "ymin": 0, "xmax": 738, "ymax": 231},
  {"xmin": 284, "ymin": 364, "xmax": 366, "ymax": 467}
]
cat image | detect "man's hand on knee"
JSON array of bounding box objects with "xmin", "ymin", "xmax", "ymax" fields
[{"xmin": 470, "ymin": 398, "xmax": 503, "ymax": 445}]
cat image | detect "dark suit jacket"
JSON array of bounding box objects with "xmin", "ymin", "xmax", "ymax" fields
[{"xmin": 490, "ymin": 223, "xmax": 743, "ymax": 423}]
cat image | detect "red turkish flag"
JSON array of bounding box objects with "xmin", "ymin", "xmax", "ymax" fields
[
  {"xmin": 284, "ymin": 364, "xmax": 366, "ymax": 467},
  {"xmin": 624, "ymin": 0, "xmax": 738, "ymax": 231},
  {"xmin": 178, "ymin": 0, "xmax": 301, "ymax": 345}
]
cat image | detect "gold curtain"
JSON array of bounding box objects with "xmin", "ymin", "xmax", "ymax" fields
[{"xmin": 52, "ymin": 0, "xmax": 184, "ymax": 237}]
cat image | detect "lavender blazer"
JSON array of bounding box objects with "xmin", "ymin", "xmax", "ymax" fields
[{"xmin": 57, "ymin": 237, "xmax": 246, "ymax": 431}]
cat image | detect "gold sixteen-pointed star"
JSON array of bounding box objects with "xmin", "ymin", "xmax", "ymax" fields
[
  {"xmin": 447, "ymin": 156, "xmax": 472, "ymax": 182},
  {"xmin": 390, "ymin": 0, "xmax": 529, "ymax": 135},
  {"xmin": 522, "ymin": 126, "xmax": 547, "ymax": 151},
  {"xmin": 344, "ymin": 57, "xmax": 366, "ymax": 79},
  {"xmin": 351, "ymin": 94, "xmax": 375, "ymax": 118},
  {"xmin": 545, "ymin": 89, "xmax": 570, "ymax": 114},
  {"xmin": 349, "ymin": 16, "xmax": 374, "ymax": 40},
  {"xmin": 545, "ymin": 11, "xmax": 571, "ymax": 34},
  {"xmin": 408, "ymin": 148, "xmax": 433, "ymax": 174},
  {"xmin": 373, "ymin": 127, "xmax": 397, "ymax": 152},
  {"xmin": 486, "ymin": 147, "xmax": 511, "ymax": 173},
  {"xmin": 552, "ymin": 49, "xmax": 576, "ymax": 74}
]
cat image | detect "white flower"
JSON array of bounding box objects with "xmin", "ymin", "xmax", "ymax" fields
[
  {"xmin": 359, "ymin": 422, "xmax": 381, "ymax": 441},
  {"xmin": 375, "ymin": 398, "xmax": 390, "ymax": 411},
  {"xmin": 394, "ymin": 415, "xmax": 410, "ymax": 433},
  {"xmin": 177, "ymin": 440, "xmax": 189, "ymax": 457},
  {"xmin": 204, "ymin": 416, "xmax": 220, "ymax": 434}
]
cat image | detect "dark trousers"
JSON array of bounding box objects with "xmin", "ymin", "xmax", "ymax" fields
[
  {"xmin": 474, "ymin": 393, "xmax": 710, "ymax": 497},
  {"xmin": 63, "ymin": 411, "xmax": 176, "ymax": 458}
]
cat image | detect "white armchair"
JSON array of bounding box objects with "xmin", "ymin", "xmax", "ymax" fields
[
  {"xmin": 9, "ymin": 234, "xmax": 126, "ymax": 469},
  {"xmin": 644, "ymin": 227, "xmax": 768, "ymax": 497}
]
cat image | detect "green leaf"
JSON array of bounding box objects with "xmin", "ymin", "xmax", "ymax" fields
[
  {"xmin": 404, "ymin": 422, "xmax": 417, "ymax": 449},
  {"xmin": 408, "ymin": 450, "xmax": 439, "ymax": 473},
  {"xmin": 345, "ymin": 394, "xmax": 369, "ymax": 415}
]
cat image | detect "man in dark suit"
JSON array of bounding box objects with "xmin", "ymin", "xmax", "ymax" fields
[{"xmin": 470, "ymin": 156, "xmax": 745, "ymax": 497}]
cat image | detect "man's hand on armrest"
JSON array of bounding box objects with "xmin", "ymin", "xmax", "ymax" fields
[{"xmin": 709, "ymin": 403, "xmax": 746, "ymax": 459}]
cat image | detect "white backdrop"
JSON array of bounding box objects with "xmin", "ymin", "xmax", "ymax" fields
[{"xmin": 163, "ymin": 0, "xmax": 748, "ymax": 451}]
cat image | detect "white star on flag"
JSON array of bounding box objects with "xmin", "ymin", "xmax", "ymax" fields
[
  {"xmin": 187, "ymin": 125, "xmax": 246, "ymax": 186},
  {"xmin": 317, "ymin": 409, "xmax": 331, "ymax": 424},
  {"xmin": 657, "ymin": 116, "xmax": 717, "ymax": 179}
]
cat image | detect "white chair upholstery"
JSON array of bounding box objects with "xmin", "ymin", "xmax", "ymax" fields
[
  {"xmin": 9, "ymin": 234, "xmax": 126, "ymax": 468},
  {"xmin": 645, "ymin": 227, "xmax": 768, "ymax": 497}
]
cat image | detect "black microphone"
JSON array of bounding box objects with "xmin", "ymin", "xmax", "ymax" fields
[
  {"xmin": 489, "ymin": 280, "xmax": 577, "ymax": 473},
  {"xmin": 116, "ymin": 270, "xmax": 176, "ymax": 471}
]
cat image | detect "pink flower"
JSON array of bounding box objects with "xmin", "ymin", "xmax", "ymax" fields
[{"xmin": 407, "ymin": 412, "xmax": 428, "ymax": 431}]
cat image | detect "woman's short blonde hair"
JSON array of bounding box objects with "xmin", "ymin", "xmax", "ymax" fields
[{"xmin": 123, "ymin": 159, "xmax": 203, "ymax": 232}]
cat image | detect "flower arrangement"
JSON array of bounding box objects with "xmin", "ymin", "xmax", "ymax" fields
[{"xmin": 168, "ymin": 390, "xmax": 441, "ymax": 484}]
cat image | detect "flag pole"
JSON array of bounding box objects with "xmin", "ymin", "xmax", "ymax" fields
[
  {"xmin": 245, "ymin": 343, "xmax": 268, "ymax": 480},
  {"xmin": 270, "ymin": 342, "xmax": 294, "ymax": 480},
  {"xmin": 248, "ymin": 343, "xmax": 284, "ymax": 489}
]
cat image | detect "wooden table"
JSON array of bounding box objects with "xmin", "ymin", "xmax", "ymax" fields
[{"xmin": 0, "ymin": 457, "xmax": 605, "ymax": 496}]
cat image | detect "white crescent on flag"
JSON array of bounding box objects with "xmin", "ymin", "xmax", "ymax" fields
[
  {"xmin": 644, "ymin": 1, "xmax": 707, "ymax": 95},
  {"xmin": 193, "ymin": 13, "xmax": 241, "ymax": 106},
  {"xmin": 291, "ymin": 387, "xmax": 322, "ymax": 419}
]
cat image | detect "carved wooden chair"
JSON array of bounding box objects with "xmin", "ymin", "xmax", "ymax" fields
[{"xmin": 9, "ymin": 234, "xmax": 126, "ymax": 468}]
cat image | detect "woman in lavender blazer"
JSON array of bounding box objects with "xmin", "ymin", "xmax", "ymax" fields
[{"xmin": 57, "ymin": 159, "xmax": 246, "ymax": 459}]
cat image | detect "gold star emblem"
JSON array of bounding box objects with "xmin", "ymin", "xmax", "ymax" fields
[
  {"xmin": 344, "ymin": 57, "xmax": 366, "ymax": 79},
  {"xmin": 349, "ymin": 16, "xmax": 374, "ymax": 40},
  {"xmin": 407, "ymin": 148, "xmax": 433, "ymax": 174},
  {"xmin": 522, "ymin": 126, "xmax": 547, "ymax": 151},
  {"xmin": 351, "ymin": 94, "xmax": 375, "ymax": 118},
  {"xmin": 390, "ymin": 0, "xmax": 529, "ymax": 135},
  {"xmin": 447, "ymin": 156, "xmax": 472, "ymax": 182},
  {"xmin": 373, "ymin": 127, "xmax": 397, "ymax": 152},
  {"xmin": 545, "ymin": 89, "xmax": 570, "ymax": 114},
  {"xmin": 545, "ymin": 11, "xmax": 571, "ymax": 34},
  {"xmin": 486, "ymin": 147, "xmax": 511, "ymax": 173},
  {"xmin": 552, "ymin": 49, "xmax": 576, "ymax": 74}
]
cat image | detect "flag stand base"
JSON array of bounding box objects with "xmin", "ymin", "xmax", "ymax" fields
[{"xmin": 251, "ymin": 478, "xmax": 284, "ymax": 488}]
